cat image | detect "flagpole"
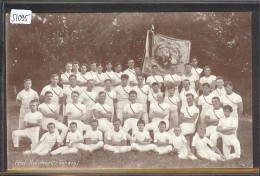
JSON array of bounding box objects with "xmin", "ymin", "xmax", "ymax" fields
[{"xmin": 141, "ymin": 25, "xmax": 154, "ymax": 75}]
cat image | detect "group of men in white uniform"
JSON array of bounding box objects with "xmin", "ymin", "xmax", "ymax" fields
[{"xmin": 12, "ymin": 57, "xmax": 243, "ymax": 161}]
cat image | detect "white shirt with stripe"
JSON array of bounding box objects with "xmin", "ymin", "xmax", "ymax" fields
[
  {"xmin": 150, "ymin": 102, "xmax": 170, "ymax": 121},
  {"xmin": 164, "ymin": 95, "xmax": 180, "ymax": 111},
  {"xmin": 198, "ymin": 93, "xmax": 215, "ymax": 109},
  {"xmin": 63, "ymin": 86, "xmax": 83, "ymax": 103},
  {"xmin": 179, "ymin": 89, "xmax": 198, "ymax": 108},
  {"xmin": 40, "ymin": 85, "xmax": 63, "ymax": 105},
  {"xmin": 146, "ymin": 75, "xmax": 164, "ymax": 85},
  {"xmin": 79, "ymin": 90, "xmax": 97, "ymax": 110}
]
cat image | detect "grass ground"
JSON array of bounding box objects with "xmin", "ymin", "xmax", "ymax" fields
[{"xmin": 6, "ymin": 101, "xmax": 253, "ymax": 171}]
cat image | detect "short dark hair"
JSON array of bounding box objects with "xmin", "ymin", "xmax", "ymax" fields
[
  {"xmin": 128, "ymin": 58, "xmax": 134, "ymax": 62},
  {"xmin": 184, "ymin": 63, "xmax": 192, "ymax": 67},
  {"xmin": 115, "ymin": 63, "xmax": 121, "ymax": 67},
  {"xmin": 186, "ymin": 93, "xmax": 194, "ymax": 99},
  {"xmin": 30, "ymin": 100, "xmax": 38, "ymax": 105},
  {"xmin": 174, "ymin": 126, "xmax": 182, "ymax": 131},
  {"xmin": 51, "ymin": 74, "xmax": 59, "ymax": 79},
  {"xmin": 216, "ymin": 76, "xmax": 224, "ymax": 81},
  {"xmin": 69, "ymin": 74, "xmax": 77, "ymax": 79},
  {"xmin": 24, "ymin": 79, "xmax": 32, "ymax": 83},
  {"xmin": 152, "ymin": 65, "xmax": 158, "ymax": 69},
  {"xmin": 212, "ymin": 96, "xmax": 220, "ymax": 102},
  {"xmin": 224, "ymin": 81, "xmax": 233, "ymax": 87},
  {"xmin": 151, "ymin": 82, "xmax": 159, "ymax": 86},
  {"xmin": 69, "ymin": 122, "xmax": 77, "ymax": 127},
  {"xmin": 136, "ymin": 73, "xmax": 144, "ymax": 78},
  {"xmin": 113, "ymin": 118, "xmax": 121, "ymax": 124},
  {"xmin": 202, "ymin": 83, "xmax": 210, "ymax": 88},
  {"xmin": 81, "ymin": 63, "xmax": 87, "ymax": 68},
  {"xmin": 96, "ymin": 63, "xmax": 103, "ymax": 67},
  {"xmin": 129, "ymin": 90, "xmax": 137, "ymax": 96},
  {"xmin": 91, "ymin": 119, "xmax": 99, "ymax": 124},
  {"xmin": 159, "ymin": 121, "xmax": 166, "ymax": 126},
  {"xmin": 73, "ymin": 61, "xmax": 80, "ymax": 65},
  {"xmin": 71, "ymin": 91, "xmax": 80, "ymax": 96},
  {"xmin": 137, "ymin": 119, "xmax": 145, "ymax": 126},
  {"xmin": 47, "ymin": 122, "xmax": 55, "ymax": 128},
  {"xmin": 106, "ymin": 61, "xmax": 113, "ymax": 65},
  {"xmin": 121, "ymin": 74, "xmax": 129, "ymax": 79},
  {"xmin": 99, "ymin": 91, "xmax": 106, "ymax": 96},
  {"xmin": 223, "ymin": 105, "xmax": 233, "ymax": 112},
  {"xmin": 45, "ymin": 91, "xmax": 53, "ymax": 96},
  {"xmin": 191, "ymin": 56, "xmax": 198, "ymax": 61},
  {"xmin": 104, "ymin": 79, "xmax": 112, "ymax": 83},
  {"xmin": 204, "ymin": 66, "xmax": 211, "ymax": 70},
  {"xmin": 183, "ymin": 79, "xmax": 190, "ymax": 84}
]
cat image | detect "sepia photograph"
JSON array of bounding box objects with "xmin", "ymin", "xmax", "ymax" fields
[{"xmin": 5, "ymin": 12, "xmax": 253, "ymax": 171}]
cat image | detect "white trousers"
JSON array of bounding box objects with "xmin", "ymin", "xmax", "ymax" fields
[
  {"xmin": 31, "ymin": 142, "xmax": 53, "ymax": 155},
  {"xmin": 222, "ymin": 136, "xmax": 241, "ymax": 160},
  {"xmin": 19, "ymin": 107, "xmax": 30, "ymax": 129},
  {"xmin": 67, "ymin": 120, "xmax": 91, "ymax": 134},
  {"xmin": 131, "ymin": 142, "xmax": 156, "ymax": 152},
  {"xmin": 151, "ymin": 144, "xmax": 173, "ymax": 154},
  {"xmin": 206, "ymin": 126, "xmax": 222, "ymax": 146},
  {"xmin": 51, "ymin": 145, "xmax": 79, "ymax": 155},
  {"xmin": 42, "ymin": 118, "xmax": 68, "ymax": 141},
  {"xmin": 77, "ymin": 141, "xmax": 104, "ymax": 152},
  {"xmin": 103, "ymin": 144, "xmax": 131, "ymax": 153},
  {"xmin": 197, "ymin": 148, "xmax": 222, "ymax": 161},
  {"xmin": 176, "ymin": 147, "xmax": 189, "ymax": 159},
  {"xmin": 12, "ymin": 128, "xmax": 39, "ymax": 149}
]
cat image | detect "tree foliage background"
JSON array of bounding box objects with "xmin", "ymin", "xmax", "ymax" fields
[{"xmin": 6, "ymin": 12, "xmax": 252, "ymax": 114}]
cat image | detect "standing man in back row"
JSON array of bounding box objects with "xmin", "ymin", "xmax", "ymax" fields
[
  {"xmin": 191, "ymin": 57, "xmax": 203, "ymax": 82},
  {"xmin": 16, "ymin": 79, "xmax": 39, "ymax": 129},
  {"xmin": 146, "ymin": 65, "xmax": 164, "ymax": 90},
  {"xmin": 60, "ymin": 62, "xmax": 72, "ymax": 88},
  {"xmin": 123, "ymin": 59, "xmax": 136, "ymax": 86},
  {"xmin": 164, "ymin": 64, "xmax": 181, "ymax": 96}
]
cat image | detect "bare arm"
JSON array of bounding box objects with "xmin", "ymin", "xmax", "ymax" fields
[
  {"xmin": 93, "ymin": 109, "xmax": 112, "ymax": 121},
  {"xmin": 38, "ymin": 108, "xmax": 58, "ymax": 119},
  {"xmin": 205, "ymin": 116, "xmax": 219, "ymax": 126}
]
